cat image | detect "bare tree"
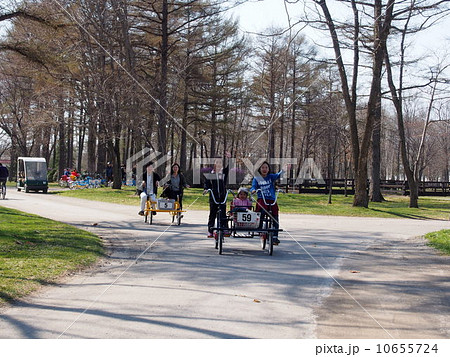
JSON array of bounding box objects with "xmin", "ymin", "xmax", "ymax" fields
[{"xmin": 384, "ymin": 0, "xmax": 450, "ymax": 207}]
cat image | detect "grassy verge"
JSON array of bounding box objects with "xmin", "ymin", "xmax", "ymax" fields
[
  {"xmin": 52, "ymin": 186, "xmax": 450, "ymax": 220},
  {"xmin": 0, "ymin": 206, "xmax": 104, "ymax": 305},
  {"xmin": 424, "ymin": 230, "xmax": 450, "ymax": 255}
]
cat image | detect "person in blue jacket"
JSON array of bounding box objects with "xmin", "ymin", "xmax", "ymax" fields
[{"xmin": 251, "ymin": 161, "xmax": 287, "ymax": 245}]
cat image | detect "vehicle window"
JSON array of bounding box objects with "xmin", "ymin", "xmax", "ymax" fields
[{"xmin": 25, "ymin": 162, "xmax": 47, "ymax": 180}]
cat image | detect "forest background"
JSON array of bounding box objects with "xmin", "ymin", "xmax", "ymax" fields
[{"xmin": 0, "ymin": 0, "xmax": 449, "ymax": 208}]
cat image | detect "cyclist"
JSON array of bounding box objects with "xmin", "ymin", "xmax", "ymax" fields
[
  {"xmin": 203, "ymin": 153, "xmax": 231, "ymax": 238},
  {"xmin": 251, "ymin": 161, "xmax": 288, "ymax": 245},
  {"xmin": 138, "ymin": 161, "xmax": 161, "ymax": 216},
  {"xmin": 162, "ymin": 163, "xmax": 190, "ymax": 210},
  {"xmin": 0, "ymin": 163, "xmax": 9, "ymax": 197}
]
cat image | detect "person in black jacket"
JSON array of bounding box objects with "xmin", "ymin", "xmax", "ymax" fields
[
  {"xmin": 138, "ymin": 161, "xmax": 161, "ymax": 216},
  {"xmin": 0, "ymin": 163, "xmax": 9, "ymax": 184},
  {"xmin": 162, "ymin": 163, "xmax": 190, "ymax": 210},
  {"xmin": 203, "ymin": 153, "xmax": 230, "ymax": 238}
]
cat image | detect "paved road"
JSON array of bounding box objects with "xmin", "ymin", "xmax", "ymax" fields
[{"xmin": 0, "ymin": 190, "xmax": 449, "ymax": 338}]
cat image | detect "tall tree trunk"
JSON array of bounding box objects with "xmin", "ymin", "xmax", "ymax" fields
[
  {"xmin": 370, "ymin": 91, "xmax": 384, "ymax": 202},
  {"xmin": 57, "ymin": 94, "xmax": 66, "ymax": 177},
  {"xmin": 385, "ymin": 51, "xmax": 419, "ymax": 208},
  {"xmin": 158, "ymin": 0, "xmax": 169, "ymax": 161},
  {"xmin": 77, "ymin": 104, "xmax": 86, "ymax": 173},
  {"xmin": 110, "ymin": 139, "xmax": 122, "ymax": 189},
  {"xmin": 180, "ymin": 80, "xmax": 189, "ymax": 170}
]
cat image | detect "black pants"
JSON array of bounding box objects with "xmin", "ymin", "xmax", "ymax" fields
[{"xmin": 208, "ymin": 200, "xmax": 228, "ymax": 234}]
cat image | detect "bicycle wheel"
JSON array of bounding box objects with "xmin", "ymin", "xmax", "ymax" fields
[
  {"xmin": 177, "ymin": 212, "xmax": 182, "ymax": 225},
  {"xmin": 260, "ymin": 219, "xmax": 267, "ymax": 249},
  {"xmin": 218, "ymin": 230, "xmax": 224, "ymax": 255},
  {"xmin": 265, "ymin": 217, "xmax": 274, "ymax": 255},
  {"xmin": 260, "ymin": 232, "xmax": 266, "ymax": 250},
  {"xmin": 214, "ymin": 209, "xmax": 222, "ymax": 250},
  {"xmin": 267, "ymin": 231, "xmax": 274, "ymax": 255}
]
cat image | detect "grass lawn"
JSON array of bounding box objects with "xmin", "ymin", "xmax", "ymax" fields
[
  {"xmin": 424, "ymin": 229, "xmax": 450, "ymax": 255},
  {"xmin": 0, "ymin": 206, "xmax": 104, "ymax": 304},
  {"xmin": 52, "ymin": 185, "xmax": 450, "ymax": 220}
]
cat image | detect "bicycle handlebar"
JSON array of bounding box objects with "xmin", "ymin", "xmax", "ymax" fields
[
  {"xmin": 253, "ymin": 188, "xmax": 283, "ymax": 206},
  {"xmin": 204, "ymin": 188, "xmax": 232, "ymax": 205}
]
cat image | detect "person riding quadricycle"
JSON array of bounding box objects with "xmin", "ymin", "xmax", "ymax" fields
[
  {"xmin": 160, "ymin": 163, "xmax": 190, "ymax": 224},
  {"xmin": 203, "ymin": 153, "xmax": 231, "ymax": 239},
  {"xmin": 137, "ymin": 161, "xmax": 185, "ymax": 225},
  {"xmin": 251, "ymin": 161, "xmax": 289, "ymax": 246},
  {"xmin": 205, "ymin": 185, "xmax": 283, "ymax": 256}
]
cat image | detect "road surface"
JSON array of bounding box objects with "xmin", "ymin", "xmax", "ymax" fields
[{"xmin": 0, "ymin": 189, "xmax": 449, "ymax": 338}]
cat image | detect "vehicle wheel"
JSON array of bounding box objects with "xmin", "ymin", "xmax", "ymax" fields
[
  {"xmin": 177, "ymin": 212, "xmax": 182, "ymax": 225},
  {"xmin": 267, "ymin": 232, "xmax": 274, "ymax": 256},
  {"xmin": 260, "ymin": 220, "xmax": 268, "ymax": 250},
  {"xmin": 172, "ymin": 214, "xmax": 175, "ymax": 223},
  {"xmin": 24, "ymin": 185, "xmax": 30, "ymax": 193},
  {"xmin": 260, "ymin": 233, "xmax": 266, "ymax": 250},
  {"xmin": 149, "ymin": 211, "xmax": 153, "ymax": 225},
  {"xmin": 218, "ymin": 231, "xmax": 223, "ymax": 255},
  {"xmin": 43, "ymin": 188, "xmax": 48, "ymax": 193},
  {"xmin": 144, "ymin": 212, "xmax": 148, "ymax": 223}
]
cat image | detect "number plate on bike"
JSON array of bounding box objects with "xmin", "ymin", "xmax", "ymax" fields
[
  {"xmin": 235, "ymin": 211, "xmax": 260, "ymax": 228},
  {"xmin": 157, "ymin": 199, "xmax": 175, "ymax": 210}
]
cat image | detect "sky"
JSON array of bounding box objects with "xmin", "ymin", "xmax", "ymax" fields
[{"xmin": 228, "ymin": 0, "xmax": 450, "ymax": 58}]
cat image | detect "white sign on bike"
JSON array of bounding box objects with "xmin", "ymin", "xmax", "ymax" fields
[
  {"xmin": 235, "ymin": 211, "xmax": 260, "ymax": 228},
  {"xmin": 157, "ymin": 199, "xmax": 175, "ymax": 210}
]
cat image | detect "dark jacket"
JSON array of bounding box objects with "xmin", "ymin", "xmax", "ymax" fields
[
  {"xmin": 142, "ymin": 171, "xmax": 161, "ymax": 195},
  {"xmin": 0, "ymin": 166, "xmax": 9, "ymax": 180},
  {"xmin": 162, "ymin": 173, "xmax": 189, "ymax": 199},
  {"xmin": 203, "ymin": 166, "xmax": 229, "ymax": 202}
]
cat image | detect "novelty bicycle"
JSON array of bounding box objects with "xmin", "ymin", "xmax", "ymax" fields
[
  {"xmin": 205, "ymin": 188, "xmax": 282, "ymax": 255},
  {"xmin": 143, "ymin": 195, "xmax": 185, "ymax": 225}
]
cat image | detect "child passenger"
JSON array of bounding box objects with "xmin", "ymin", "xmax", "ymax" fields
[{"xmin": 231, "ymin": 187, "xmax": 252, "ymax": 212}]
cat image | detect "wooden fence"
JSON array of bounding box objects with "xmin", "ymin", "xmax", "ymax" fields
[{"xmin": 283, "ymin": 179, "xmax": 450, "ymax": 196}]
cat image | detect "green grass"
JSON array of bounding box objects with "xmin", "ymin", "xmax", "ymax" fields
[
  {"xmin": 424, "ymin": 230, "xmax": 450, "ymax": 255},
  {"xmin": 52, "ymin": 186, "xmax": 450, "ymax": 220},
  {"xmin": 0, "ymin": 206, "xmax": 104, "ymax": 304}
]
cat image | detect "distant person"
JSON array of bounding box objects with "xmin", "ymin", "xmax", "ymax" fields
[
  {"xmin": 105, "ymin": 162, "xmax": 113, "ymax": 182},
  {"xmin": 0, "ymin": 163, "xmax": 9, "ymax": 184},
  {"xmin": 121, "ymin": 165, "xmax": 126, "ymax": 184}
]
